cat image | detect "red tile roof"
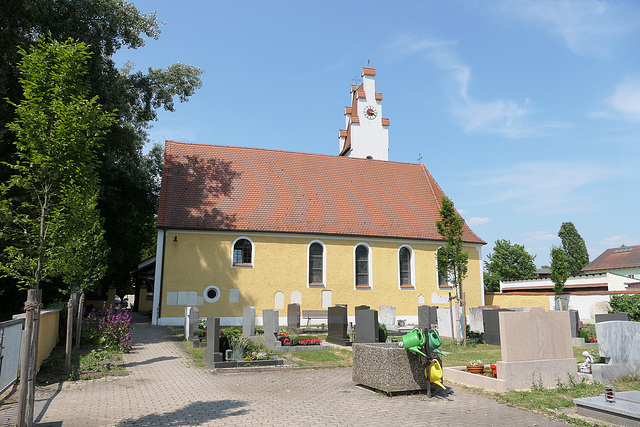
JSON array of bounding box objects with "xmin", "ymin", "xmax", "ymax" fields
[
  {"xmin": 363, "ymin": 67, "xmax": 376, "ymax": 76},
  {"xmin": 381, "ymin": 118, "xmax": 390, "ymax": 126},
  {"xmin": 158, "ymin": 141, "xmax": 485, "ymax": 243},
  {"xmin": 582, "ymin": 245, "xmax": 640, "ymax": 271},
  {"xmin": 344, "ymin": 106, "xmax": 352, "ymax": 115},
  {"xmin": 351, "ymin": 116, "xmax": 360, "ymax": 123},
  {"xmin": 375, "ymin": 92, "xmax": 383, "ymax": 101}
]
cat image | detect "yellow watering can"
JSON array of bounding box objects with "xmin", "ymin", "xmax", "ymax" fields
[
  {"xmin": 402, "ymin": 328, "xmax": 427, "ymax": 357},
  {"xmin": 426, "ymin": 359, "xmax": 446, "ymax": 390}
]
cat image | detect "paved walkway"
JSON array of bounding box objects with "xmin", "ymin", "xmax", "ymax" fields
[{"xmin": 2, "ymin": 314, "xmax": 572, "ymax": 426}]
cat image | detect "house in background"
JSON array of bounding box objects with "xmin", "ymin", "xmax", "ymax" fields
[
  {"xmin": 489, "ymin": 245, "xmax": 640, "ymax": 323},
  {"xmin": 582, "ymin": 245, "xmax": 640, "ymax": 278},
  {"xmin": 152, "ymin": 68, "xmax": 486, "ymax": 326}
]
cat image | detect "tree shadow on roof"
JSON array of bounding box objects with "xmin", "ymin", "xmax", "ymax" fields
[{"xmin": 162, "ymin": 154, "xmax": 240, "ymax": 229}]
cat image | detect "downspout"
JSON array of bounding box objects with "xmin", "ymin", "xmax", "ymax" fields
[{"xmin": 152, "ymin": 229, "xmax": 167, "ymax": 325}]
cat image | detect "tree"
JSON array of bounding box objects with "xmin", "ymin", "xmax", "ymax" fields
[
  {"xmin": 0, "ymin": 1, "xmax": 203, "ymax": 302},
  {"xmin": 484, "ymin": 239, "xmax": 537, "ymax": 292},
  {"xmin": 550, "ymin": 246, "xmax": 569, "ymax": 311},
  {"xmin": 609, "ymin": 294, "xmax": 640, "ymax": 321},
  {"xmin": 558, "ymin": 222, "xmax": 589, "ymax": 275},
  {"xmin": 0, "ymin": 35, "xmax": 114, "ymax": 291},
  {"xmin": 436, "ymin": 196, "xmax": 469, "ymax": 296}
]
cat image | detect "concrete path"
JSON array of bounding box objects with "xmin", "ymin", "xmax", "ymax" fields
[{"xmin": 2, "ymin": 314, "xmax": 571, "ymax": 426}]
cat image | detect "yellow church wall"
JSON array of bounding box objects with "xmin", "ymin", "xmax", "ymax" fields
[{"xmin": 159, "ymin": 231, "xmax": 484, "ymax": 321}]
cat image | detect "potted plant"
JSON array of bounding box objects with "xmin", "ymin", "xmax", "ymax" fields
[
  {"xmin": 466, "ymin": 359, "xmax": 484, "ymax": 374},
  {"xmin": 397, "ymin": 319, "xmax": 406, "ymax": 327}
]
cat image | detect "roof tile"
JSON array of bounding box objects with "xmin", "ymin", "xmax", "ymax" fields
[
  {"xmin": 582, "ymin": 245, "xmax": 640, "ymax": 271},
  {"xmin": 158, "ymin": 141, "xmax": 485, "ymax": 244}
]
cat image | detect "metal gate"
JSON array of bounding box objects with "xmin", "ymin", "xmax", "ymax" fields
[{"xmin": 0, "ymin": 318, "xmax": 24, "ymax": 394}]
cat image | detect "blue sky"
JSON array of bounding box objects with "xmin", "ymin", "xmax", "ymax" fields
[{"xmin": 115, "ymin": 0, "xmax": 640, "ymax": 267}]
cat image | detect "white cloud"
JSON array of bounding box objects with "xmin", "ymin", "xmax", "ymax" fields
[
  {"xmin": 384, "ymin": 36, "xmax": 533, "ymax": 138},
  {"xmin": 467, "ymin": 217, "xmax": 490, "ymax": 226},
  {"xmin": 521, "ymin": 231, "xmax": 557, "ymax": 242},
  {"xmin": 471, "ymin": 161, "xmax": 621, "ymax": 213},
  {"xmin": 609, "ymin": 78, "xmax": 640, "ymax": 121},
  {"xmin": 496, "ymin": 0, "xmax": 639, "ymax": 57},
  {"xmin": 600, "ymin": 235, "xmax": 631, "ymax": 247}
]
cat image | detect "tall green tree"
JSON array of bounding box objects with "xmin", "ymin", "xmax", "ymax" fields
[
  {"xmin": 550, "ymin": 246, "xmax": 569, "ymax": 296},
  {"xmin": 436, "ymin": 196, "xmax": 469, "ymax": 297},
  {"xmin": 0, "ymin": 1, "xmax": 203, "ymax": 300},
  {"xmin": 0, "ymin": 35, "xmax": 114, "ymax": 291},
  {"xmin": 484, "ymin": 239, "xmax": 537, "ymax": 292},
  {"xmin": 558, "ymin": 221, "xmax": 589, "ymax": 275}
]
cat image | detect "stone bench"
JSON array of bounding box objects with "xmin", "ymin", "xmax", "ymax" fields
[{"xmin": 302, "ymin": 310, "xmax": 328, "ymax": 326}]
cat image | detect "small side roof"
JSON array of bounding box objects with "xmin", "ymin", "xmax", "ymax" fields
[
  {"xmin": 157, "ymin": 141, "xmax": 485, "ymax": 244},
  {"xmin": 582, "ymin": 245, "xmax": 640, "ymax": 271}
]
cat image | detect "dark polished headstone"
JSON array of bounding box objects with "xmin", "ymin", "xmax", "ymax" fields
[
  {"xmin": 327, "ymin": 305, "xmax": 351, "ymax": 346},
  {"xmin": 569, "ymin": 310, "xmax": 580, "ymax": 338},
  {"xmin": 595, "ymin": 312, "xmax": 630, "ymax": 323},
  {"xmin": 418, "ymin": 305, "xmax": 438, "ymax": 331},
  {"xmin": 482, "ymin": 309, "xmax": 512, "ymax": 346},
  {"xmin": 355, "ymin": 309, "xmax": 379, "ymax": 343},
  {"xmin": 288, "ymin": 303, "xmax": 300, "ymax": 333},
  {"xmin": 204, "ymin": 317, "xmax": 223, "ymax": 367}
]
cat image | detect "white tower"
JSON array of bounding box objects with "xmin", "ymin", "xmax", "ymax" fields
[{"xmin": 338, "ymin": 67, "xmax": 390, "ymax": 160}]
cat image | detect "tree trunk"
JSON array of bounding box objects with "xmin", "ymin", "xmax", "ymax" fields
[
  {"xmin": 76, "ymin": 293, "xmax": 85, "ymax": 349},
  {"xmin": 448, "ymin": 292, "xmax": 455, "ymax": 344},
  {"xmin": 17, "ymin": 289, "xmax": 41, "ymax": 427},
  {"xmin": 462, "ymin": 292, "xmax": 467, "ymax": 347},
  {"xmin": 26, "ymin": 290, "xmax": 42, "ymax": 426},
  {"xmin": 65, "ymin": 297, "xmax": 73, "ymax": 375}
]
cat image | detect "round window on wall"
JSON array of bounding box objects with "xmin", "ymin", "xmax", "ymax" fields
[{"xmin": 204, "ymin": 285, "xmax": 221, "ymax": 303}]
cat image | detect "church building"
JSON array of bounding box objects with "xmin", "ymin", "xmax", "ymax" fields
[{"xmin": 152, "ymin": 67, "xmax": 485, "ymax": 326}]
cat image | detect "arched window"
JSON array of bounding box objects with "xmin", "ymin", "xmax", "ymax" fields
[
  {"xmin": 232, "ymin": 238, "xmax": 253, "ymax": 266},
  {"xmin": 355, "ymin": 244, "xmax": 370, "ymax": 288},
  {"xmin": 308, "ymin": 242, "xmax": 324, "ymax": 286},
  {"xmin": 399, "ymin": 246, "xmax": 412, "ymax": 288}
]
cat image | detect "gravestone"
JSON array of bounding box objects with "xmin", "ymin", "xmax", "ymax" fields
[
  {"xmin": 378, "ymin": 305, "xmax": 396, "ymax": 330},
  {"xmin": 262, "ymin": 309, "xmax": 279, "ymax": 344},
  {"xmin": 355, "ymin": 305, "xmax": 370, "ymax": 312},
  {"xmin": 496, "ymin": 307, "xmax": 577, "ymax": 390},
  {"xmin": 204, "ymin": 317, "xmax": 223, "ymax": 367},
  {"xmin": 467, "ymin": 307, "xmax": 484, "ymax": 333},
  {"xmin": 436, "ymin": 306, "xmax": 464, "ymax": 339},
  {"xmin": 569, "ymin": 309, "xmax": 580, "ymax": 338},
  {"xmin": 592, "ymin": 320, "xmax": 640, "ymax": 382},
  {"xmin": 595, "ymin": 312, "xmax": 630, "ymax": 323},
  {"xmin": 186, "ymin": 306, "xmax": 199, "ymax": 344},
  {"xmin": 287, "ymin": 303, "xmax": 300, "ymax": 333},
  {"xmin": 482, "ymin": 309, "xmax": 512, "ymax": 346},
  {"xmin": 418, "ymin": 305, "xmax": 438, "ymax": 331},
  {"xmin": 355, "ymin": 309, "xmax": 379, "ymax": 343},
  {"xmin": 242, "ymin": 306, "xmax": 255, "ymax": 338},
  {"xmin": 327, "ymin": 305, "xmax": 351, "ymax": 346}
]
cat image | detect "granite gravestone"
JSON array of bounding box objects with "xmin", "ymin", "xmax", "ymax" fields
[
  {"xmin": 355, "ymin": 309, "xmax": 379, "ymax": 343},
  {"xmin": 204, "ymin": 317, "xmax": 223, "ymax": 367},
  {"xmin": 569, "ymin": 309, "xmax": 580, "ymax": 338},
  {"xmin": 595, "ymin": 312, "xmax": 630, "ymax": 323},
  {"xmin": 242, "ymin": 306, "xmax": 255, "ymax": 338},
  {"xmin": 378, "ymin": 305, "xmax": 396, "ymax": 330},
  {"xmin": 186, "ymin": 306, "xmax": 199, "ymax": 344},
  {"xmin": 262, "ymin": 309, "xmax": 280, "ymax": 344},
  {"xmin": 327, "ymin": 305, "xmax": 351, "ymax": 346},
  {"xmin": 592, "ymin": 320, "xmax": 640, "ymax": 382},
  {"xmin": 418, "ymin": 305, "xmax": 438, "ymax": 331},
  {"xmin": 287, "ymin": 303, "xmax": 300, "ymax": 333},
  {"xmin": 482, "ymin": 309, "xmax": 512, "ymax": 346}
]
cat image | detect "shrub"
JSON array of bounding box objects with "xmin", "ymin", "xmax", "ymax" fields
[
  {"xmin": 82, "ymin": 303, "xmax": 132, "ymax": 352},
  {"xmin": 218, "ymin": 328, "xmax": 241, "ymax": 354},
  {"xmin": 609, "ymin": 294, "xmax": 640, "ymax": 321}
]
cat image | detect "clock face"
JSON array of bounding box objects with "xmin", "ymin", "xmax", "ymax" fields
[{"xmin": 363, "ymin": 105, "xmax": 377, "ymax": 120}]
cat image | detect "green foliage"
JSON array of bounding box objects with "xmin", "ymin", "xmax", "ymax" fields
[
  {"xmin": 0, "ymin": 1, "xmax": 203, "ymax": 302},
  {"xmin": 609, "ymin": 294, "xmax": 640, "ymax": 321},
  {"xmin": 436, "ymin": 196, "xmax": 469, "ymax": 296},
  {"xmin": 550, "ymin": 246, "xmax": 569, "ymax": 295},
  {"xmin": 558, "ymin": 222, "xmax": 589, "ymax": 275},
  {"xmin": 484, "ymin": 239, "xmax": 537, "ymax": 292},
  {"xmin": 378, "ymin": 323, "xmax": 387, "ymax": 343},
  {"xmin": 218, "ymin": 327, "xmax": 242, "ymax": 354},
  {"xmin": 0, "ymin": 35, "xmax": 114, "ymax": 291}
]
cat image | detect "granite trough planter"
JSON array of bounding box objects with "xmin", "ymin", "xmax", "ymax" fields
[{"xmin": 352, "ymin": 343, "xmax": 431, "ymax": 393}]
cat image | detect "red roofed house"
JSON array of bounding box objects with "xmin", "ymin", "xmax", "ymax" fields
[
  {"xmin": 152, "ymin": 68, "xmax": 486, "ymax": 326},
  {"xmin": 582, "ymin": 245, "xmax": 640, "ymax": 279}
]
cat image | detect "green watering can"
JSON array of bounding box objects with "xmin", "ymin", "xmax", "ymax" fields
[
  {"xmin": 427, "ymin": 328, "xmax": 447, "ymax": 357},
  {"xmin": 402, "ymin": 328, "xmax": 427, "ymax": 357}
]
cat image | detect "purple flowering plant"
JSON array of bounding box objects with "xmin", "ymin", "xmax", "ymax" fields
[{"xmin": 83, "ymin": 303, "xmax": 133, "ymax": 353}]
